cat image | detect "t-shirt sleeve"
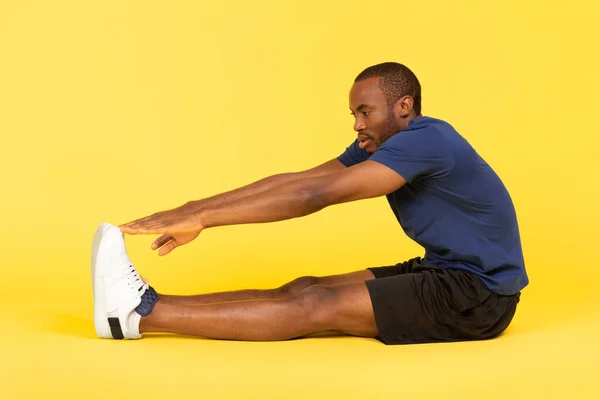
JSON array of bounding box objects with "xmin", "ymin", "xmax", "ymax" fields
[
  {"xmin": 369, "ymin": 128, "xmax": 455, "ymax": 182},
  {"xmin": 337, "ymin": 139, "xmax": 370, "ymax": 167}
]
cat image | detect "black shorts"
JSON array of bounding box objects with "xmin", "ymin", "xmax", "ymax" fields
[{"xmin": 365, "ymin": 257, "xmax": 520, "ymax": 345}]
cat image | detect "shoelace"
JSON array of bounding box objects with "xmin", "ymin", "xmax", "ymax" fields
[{"xmin": 125, "ymin": 264, "xmax": 146, "ymax": 293}]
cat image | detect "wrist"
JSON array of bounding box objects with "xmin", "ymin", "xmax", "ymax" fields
[
  {"xmin": 194, "ymin": 206, "xmax": 210, "ymax": 229},
  {"xmin": 183, "ymin": 200, "xmax": 203, "ymax": 212},
  {"xmin": 179, "ymin": 201, "xmax": 206, "ymax": 228}
]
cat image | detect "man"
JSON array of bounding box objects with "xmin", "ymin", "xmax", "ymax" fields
[{"xmin": 92, "ymin": 62, "xmax": 528, "ymax": 344}]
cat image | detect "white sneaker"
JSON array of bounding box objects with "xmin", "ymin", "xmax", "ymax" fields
[{"xmin": 91, "ymin": 222, "xmax": 147, "ymax": 339}]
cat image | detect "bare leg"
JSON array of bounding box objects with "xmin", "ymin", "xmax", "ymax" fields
[
  {"xmin": 161, "ymin": 269, "xmax": 375, "ymax": 305},
  {"xmin": 140, "ymin": 281, "xmax": 378, "ymax": 341}
]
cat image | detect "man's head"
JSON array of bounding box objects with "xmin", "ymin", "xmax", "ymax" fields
[{"xmin": 350, "ymin": 62, "xmax": 421, "ymax": 154}]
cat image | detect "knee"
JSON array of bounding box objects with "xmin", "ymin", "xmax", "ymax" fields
[
  {"xmin": 292, "ymin": 285, "xmax": 337, "ymax": 324},
  {"xmin": 279, "ymin": 276, "xmax": 321, "ymax": 296}
]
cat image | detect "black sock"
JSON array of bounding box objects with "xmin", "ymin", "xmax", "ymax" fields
[{"xmin": 135, "ymin": 285, "xmax": 160, "ymax": 316}]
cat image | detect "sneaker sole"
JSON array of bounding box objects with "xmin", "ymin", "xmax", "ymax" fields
[{"xmin": 91, "ymin": 223, "xmax": 123, "ymax": 339}]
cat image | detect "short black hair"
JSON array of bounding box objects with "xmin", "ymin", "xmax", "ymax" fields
[{"xmin": 355, "ymin": 62, "xmax": 422, "ymax": 115}]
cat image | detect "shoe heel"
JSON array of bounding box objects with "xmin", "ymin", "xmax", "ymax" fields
[
  {"xmin": 93, "ymin": 276, "xmax": 113, "ymax": 338},
  {"xmin": 92, "ymin": 223, "xmax": 114, "ymax": 339}
]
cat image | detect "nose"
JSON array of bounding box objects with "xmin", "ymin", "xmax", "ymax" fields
[{"xmin": 353, "ymin": 116, "xmax": 366, "ymax": 132}]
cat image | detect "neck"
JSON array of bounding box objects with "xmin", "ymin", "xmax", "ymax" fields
[{"xmin": 399, "ymin": 112, "xmax": 421, "ymax": 131}]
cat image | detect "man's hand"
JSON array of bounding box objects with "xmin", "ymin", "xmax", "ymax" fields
[{"xmin": 119, "ymin": 202, "xmax": 204, "ymax": 256}]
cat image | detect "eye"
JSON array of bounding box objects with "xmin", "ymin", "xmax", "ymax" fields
[
  {"xmin": 350, "ymin": 112, "xmax": 356, "ymax": 117},
  {"xmin": 362, "ymin": 111, "xmax": 370, "ymax": 117}
]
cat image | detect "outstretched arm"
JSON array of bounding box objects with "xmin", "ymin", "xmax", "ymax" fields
[
  {"xmin": 120, "ymin": 160, "xmax": 406, "ymax": 255},
  {"xmin": 199, "ymin": 160, "xmax": 406, "ymax": 227},
  {"xmin": 187, "ymin": 158, "xmax": 345, "ymax": 213}
]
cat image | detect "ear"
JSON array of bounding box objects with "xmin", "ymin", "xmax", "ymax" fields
[{"xmin": 394, "ymin": 95, "xmax": 414, "ymax": 118}]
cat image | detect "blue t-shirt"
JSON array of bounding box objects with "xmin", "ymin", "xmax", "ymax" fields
[{"xmin": 338, "ymin": 116, "xmax": 528, "ymax": 295}]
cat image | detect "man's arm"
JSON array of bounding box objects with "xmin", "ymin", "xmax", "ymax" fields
[
  {"xmin": 120, "ymin": 159, "xmax": 404, "ymax": 255},
  {"xmin": 187, "ymin": 158, "xmax": 346, "ymax": 213},
  {"xmin": 197, "ymin": 159, "xmax": 406, "ymax": 227}
]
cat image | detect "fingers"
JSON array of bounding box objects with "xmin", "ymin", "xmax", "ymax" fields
[
  {"xmin": 119, "ymin": 215, "xmax": 166, "ymax": 234},
  {"xmin": 119, "ymin": 220, "xmax": 151, "ymax": 234},
  {"xmin": 152, "ymin": 234, "xmax": 173, "ymax": 250},
  {"xmin": 152, "ymin": 234, "xmax": 182, "ymax": 256},
  {"xmin": 158, "ymin": 239, "xmax": 179, "ymax": 256},
  {"xmin": 119, "ymin": 207, "xmax": 200, "ymax": 236},
  {"xmin": 120, "ymin": 222, "xmax": 158, "ymax": 234}
]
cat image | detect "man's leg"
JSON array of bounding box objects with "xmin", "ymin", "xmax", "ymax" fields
[
  {"xmin": 160, "ymin": 269, "xmax": 375, "ymax": 305},
  {"xmin": 140, "ymin": 280, "xmax": 378, "ymax": 340},
  {"xmin": 92, "ymin": 223, "xmax": 378, "ymax": 340}
]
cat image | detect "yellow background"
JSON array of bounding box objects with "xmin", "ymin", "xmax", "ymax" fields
[{"xmin": 1, "ymin": 0, "xmax": 599, "ymax": 398}]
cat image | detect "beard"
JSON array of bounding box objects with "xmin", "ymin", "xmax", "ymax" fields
[{"xmin": 375, "ymin": 109, "xmax": 402, "ymax": 148}]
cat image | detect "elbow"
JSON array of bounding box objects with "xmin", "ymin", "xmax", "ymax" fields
[
  {"xmin": 300, "ymin": 186, "xmax": 330, "ymax": 215},
  {"xmin": 289, "ymin": 176, "xmax": 335, "ymax": 218}
]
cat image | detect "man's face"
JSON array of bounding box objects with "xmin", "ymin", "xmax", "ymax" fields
[{"xmin": 349, "ymin": 77, "xmax": 402, "ymax": 154}]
